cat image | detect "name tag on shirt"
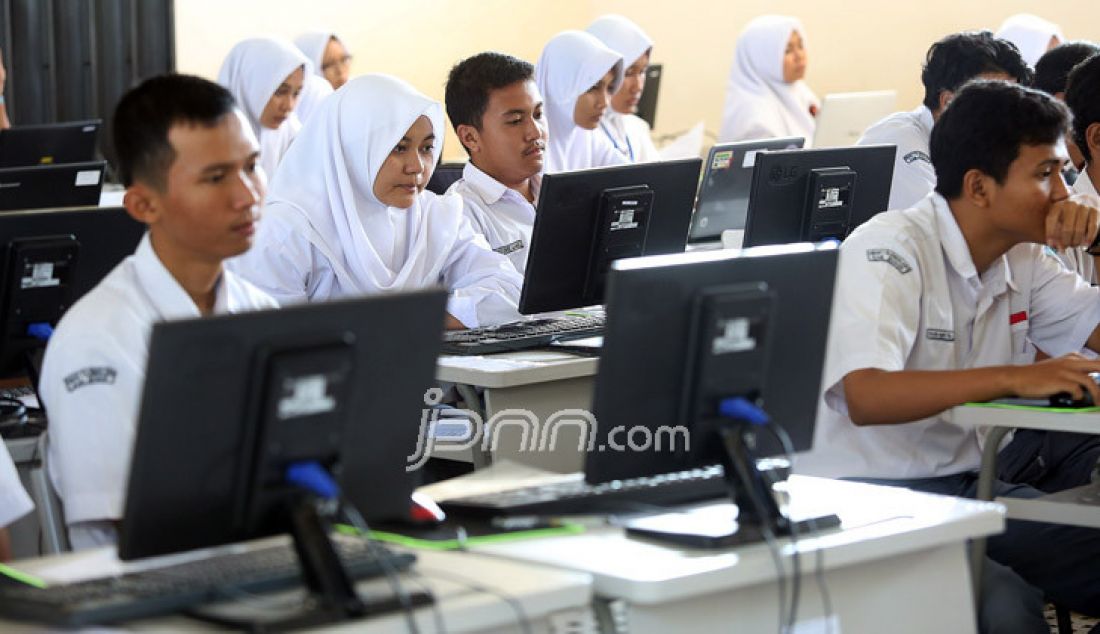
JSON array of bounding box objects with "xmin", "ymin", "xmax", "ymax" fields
[
  {"xmin": 494, "ymin": 240, "xmax": 524, "ymax": 256},
  {"xmin": 64, "ymin": 367, "xmax": 117, "ymax": 392}
]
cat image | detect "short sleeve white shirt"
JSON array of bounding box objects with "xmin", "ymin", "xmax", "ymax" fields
[
  {"xmin": 448, "ymin": 162, "xmax": 539, "ymax": 274},
  {"xmin": 799, "ymin": 193, "xmax": 1100, "ymax": 479},
  {"xmin": 857, "ymin": 106, "xmax": 936, "ymax": 211},
  {"xmin": 39, "ymin": 234, "xmax": 278, "ymax": 525}
]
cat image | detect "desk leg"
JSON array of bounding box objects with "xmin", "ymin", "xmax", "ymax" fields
[
  {"xmin": 969, "ymin": 426, "xmax": 1012, "ymax": 613},
  {"xmin": 456, "ymin": 383, "xmax": 493, "ymax": 469}
]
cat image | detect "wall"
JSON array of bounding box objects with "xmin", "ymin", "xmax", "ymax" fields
[{"xmin": 175, "ymin": 1, "xmax": 1100, "ymax": 158}]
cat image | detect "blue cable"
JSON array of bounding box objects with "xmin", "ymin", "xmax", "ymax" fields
[
  {"xmin": 285, "ymin": 461, "xmax": 341, "ymax": 500},
  {"xmin": 718, "ymin": 396, "xmax": 771, "ymax": 426},
  {"xmin": 26, "ymin": 322, "xmax": 53, "ymax": 341}
]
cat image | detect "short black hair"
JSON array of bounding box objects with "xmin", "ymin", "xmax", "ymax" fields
[
  {"xmin": 112, "ymin": 74, "xmax": 238, "ymax": 189},
  {"xmin": 1034, "ymin": 41, "xmax": 1100, "ymax": 96},
  {"xmin": 444, "ymin": 52, "xmax": 535, "ymax": 155},
  {"xmin": 931, "ymin": 80, "xmax": 1068, "ymax": 199},
  {"xmin": 1065, "ymin": 53, "xmax": 1100, "ymax": 164},
  {"xmin": 921, "ymin": 31, "xmax": 1032, "ymax": 112}
]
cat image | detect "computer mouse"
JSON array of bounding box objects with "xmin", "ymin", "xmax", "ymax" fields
[
  {"xmin": 409, "ymin": 491, "xmax": 446, "ymax": 524},
  {"xmin": 1049, "ymin": 372, "xmax": 1100, "ymax": 408}
]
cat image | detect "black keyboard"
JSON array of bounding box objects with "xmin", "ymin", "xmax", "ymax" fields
[
  {"xmin": 0, "ymin": 539, "xmax": 415, "ymax": 628},
  {"xmin": 441, "ymin": 314, "xmax": 604, "ymax": 355},
  {"xmin": 440, "ymin": 467, "xmax": 730, "ymax": 518}
]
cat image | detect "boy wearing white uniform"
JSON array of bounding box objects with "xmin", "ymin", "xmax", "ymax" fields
[
  {"xmin": 586, "ymin": 15, "xmax": 660, "ymax": 163},
  {"xmin": 858, "ymin": 32, "xmax": 1030, "ymax": 211},
  {"xmin": 444, "ymin": 52, "xmax": 547, "ymax": 274},
  {"xmin": 1061, "ymin": 53, "xmax": 1100, "ymax": 284},
  {"xmin": 39, "ymin": 75, "xmax": 277, "ymax": 549},
  {"xmin": 0, "ymin": 443, "xmax": 32, "ymax": 560},
  {"xmin": 805, "ymin": 81, "xmax": 1100, "ymax": 628}
]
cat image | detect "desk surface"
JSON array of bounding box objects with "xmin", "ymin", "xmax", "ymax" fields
[
  {"xmin": 3, "ymin": 539, "xmax": 593, "ymax": 633},
  {"xmin": 437, "ymin": 349, "xmax": 598, "ymax": 388},
  {"xmin": 953, "ymin": 404, "xmax": 1100, "ymax": 434},
  {"xmin": 472, "ymin": 475, "xmax": 1003, "ymax": 605}
]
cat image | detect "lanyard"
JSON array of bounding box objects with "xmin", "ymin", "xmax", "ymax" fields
[{"xmin": 599, "ymin": 121, "xmax": 634, "ymax": 161}]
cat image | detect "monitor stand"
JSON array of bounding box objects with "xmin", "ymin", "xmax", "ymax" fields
[
  {"xmin": 188, "ymin": 495, "xmax": 432, "ymax": 632},
  {"xmin": 622, "ymin": 420, "xmax": 840, "ymax": 549}
]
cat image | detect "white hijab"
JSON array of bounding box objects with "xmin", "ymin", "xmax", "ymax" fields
[
  {"xmin": 587, "ymin": 15, "xmax": 656, "ymax": 162},
  {"xmin": 719, "ymin": 15, "xmax": 818, "ymax": 143},
  {"xmin": 296, "ymin": 74, "xmax": 334, "ymax": 124},
  {"xmin": 294, "ymin": 31, "xmax": 340, "ymax": 79},
  {"xmin": 996, "ymin": 14, "xmax": 1064, "ymax": 69},
  {"xmin": 535, "ymin": 31, "xmax": 624, "ymax": 173},
  {"xmin": 262, "ymin": 74, "xmax": 472, "ymax": 295}
]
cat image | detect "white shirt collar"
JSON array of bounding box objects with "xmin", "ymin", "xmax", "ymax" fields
[
  {"xmin": 462, "ymin": 161, "xmax": 540, "ymax": 206},
  {"xmin": 916, "ymin": 105, "xmax": 934, "ymax": 137},
  {"xmin": 931, "ymin": 193, "xmax": 1016, "ymax": 295},
  {"xmin": 133, "ymin": 233, "xmax": 228, "ymax": 320}
]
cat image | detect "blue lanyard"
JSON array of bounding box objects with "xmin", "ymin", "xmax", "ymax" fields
[{"xmin": 599, "ymin": 121, "xmax": 634, "ymax": 161}]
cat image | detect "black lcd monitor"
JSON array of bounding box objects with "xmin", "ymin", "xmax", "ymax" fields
[
  {"xmin": 0, "ymin": 161, "xmax": 107, "ymax": 211},
  {"xmin": 519, "ymin": 157, "xmax": 701, "ymax": 315},
  {"xmin": 634, "ymin": 63, "xmax": 662, "ymax": 129},
  {"xmin": 689, "ymin": 137, "xmax": 805, "ymax": 243},
  {"xmin": 588, "ymin": 242, "xmax": 839, "ymax": 546},
  {"xmin": 0, "ymin": 206, "xmax": 144, "ymax": 378},
  {"xmin": 742, "ymin": 144, "xmax": 896, "ymax": 248},
  {"xmin": 119, "ymin": 290, "xmax": 448, "ymax": 562},
  {"xmin": 0, "ymin": 120, "xmax": 101, "ymax": 168},
  {"xmin": 425, "ymin": 161, "xmax": 465, "ymax": 195}
]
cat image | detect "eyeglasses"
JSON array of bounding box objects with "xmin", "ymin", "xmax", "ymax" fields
[{"xmin": 322, "ymin": 55, "xmax": 353, "ymax": 72}]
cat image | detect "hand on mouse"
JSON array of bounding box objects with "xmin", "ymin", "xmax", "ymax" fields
[{"xmin": 1005, "ymin": 353, "xmax": 1100, "ymax": 402}]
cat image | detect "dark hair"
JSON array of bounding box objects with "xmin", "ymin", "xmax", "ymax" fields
[
  {"xmin": 931, "ymin": 80, "xmax": 1068, "ymax": 198},
  {"xmin": 1066, "ymin": 53, "xmax": 1100, "ymax": 163},
  {"xmin": 444, "ymin": 52, "xmax": 535, "ymax": 155},
  {"xmin": 1034, "ymin": 41, "xmax": 1100, "ymax": 96},
  {"xmin": 112, "ymin": 74, "xmax": 238, "ymax": 189},
  {"xmin": 921, "ymin": 31, "xmax": 1032, "ymax": 112}
]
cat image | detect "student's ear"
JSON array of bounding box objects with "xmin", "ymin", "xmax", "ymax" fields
[
  {"xmin": 122, "ymin": 183, "xmax": 160, "ymax": 227},
  {"xmin": 455, "ymin": 123, "xmax": 481, "ymax": 155},
  {"xmin": 936, "ymin": 90, "xmax": 953, "ymax": 116},
  {"xmin": 1085, "ymin": 122, "xmax": 1100, "ymax": 161},
  {"xmin": 961, "ymin": 169, "xmax": 993, "ymax": 208}
]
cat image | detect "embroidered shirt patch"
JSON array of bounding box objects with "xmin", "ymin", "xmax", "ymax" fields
[
  {"xmin": 494, "ymin": 240, "xmax": 524, "ymax": 256},
  {"xmin": 903, "ymin": 150, "xmax": 931, "ymax": 165},
  {"xmin": 926, "ymin": 328, "xmax": 955, "ymax": 342},
  {"xmin": 64, "ymin": 367, "xmax": 117, "ymax": 392},
  {"xmin": 866, "ymin": 248, "xmax": 913, "ymax": 274}
]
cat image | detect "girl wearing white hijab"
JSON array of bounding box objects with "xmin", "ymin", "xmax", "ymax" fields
[
  {"xmin": 232, "ymin": 74, "xmax": 523, "ymax": 329},
  {"xmin": 996, "ymin": 14, "xmax": 1064, "ymax": 69},
  {"xmin": 218, "ymin": 37, "xmax": 309, "ymax": 181},
  {"xmin": 536, "ymin": 31, "xmax": 628, "ymax": 173},
  {"xmin": 295, "ymin": 31, "xmax": 353, "ymax": 90},
  {"xmin": 586, "ymin": 15, "xmax": 660, "ymax": 163},
  {"xmin": 718, "ymin": 15, "xmax": 818, "ymax": 144}
]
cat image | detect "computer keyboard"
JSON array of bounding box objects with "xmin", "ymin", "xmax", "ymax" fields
[
  {"xmin": 441, "ymin": 313, "xmax": 605, "ymax": 355},
  {"xmin": 439, "ymin": 467, "xmax": 730, "ymax": 518},
  {"xmin": 0, "ymin": 538, "xmax": 415, "ymax": 628}
]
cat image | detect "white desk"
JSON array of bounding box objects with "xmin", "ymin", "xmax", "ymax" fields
[
  {"xmin": 1, "ymin": 538, "xmax": 594, "ymax": 633},
  {"xmin": 435, "ymin": 350, "xmax": 598, "ymax": 473},
  {"xmin": 471, "ymin": 475, "xmax": 1004, "ymax": 634}
]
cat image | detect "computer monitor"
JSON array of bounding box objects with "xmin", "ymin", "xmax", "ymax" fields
[
  {"xmin": 811, "ymin": 91, "xmax": 897, "ymax": 149},
  {"xmin": 0, "ymin": 206, "xmax": 144, "ymax": 378},
  {"xmin": 0, "ymin": 120, "xmax": 102, "ymax": 168},
  {"xmin": 587, "ymin": 242, "xmax": 839, "ymax": 546},
  {"xmin": 689, "ymin": 137, "xmax": 805, "ymax": 244},
  {"xmin": 634, "ymin": 63, "xmax": 662, "ymax": 129},
  {"xmin": 425, "ymin": 161, "xmax": 465, "ymax": 195},
  {"xmin": 0, "ymin": 161, "xmax": 107, "ymax": 211},
  {"xmin": 519, "ymin": 157, "xmax": 702, "ymax": 315},
  {"xmin": 742, "ymin": 144, "xmax": 896, "ymax": 248}
]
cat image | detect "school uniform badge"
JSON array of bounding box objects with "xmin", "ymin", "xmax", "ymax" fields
[
  {"xmin": 866, "ymin": 248, "xmax": 913, "ymax": 274},
  {"xmin": 64, "ymin": 367, "xmax": 117, "ymax": 392}
]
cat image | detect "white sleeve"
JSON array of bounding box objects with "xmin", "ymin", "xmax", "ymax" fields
[
  {"xmin": 441, "ymin": 217, "xmax": 524, "ymax": 328},
  {"xmin": 39, "ymin": 328, "xmax": 144, "ymax": 525},
  {"xmin": 822, "ymin": 232, "xmax": 924, "ymax": 417},
  {"xmin": 1026, "ymin": 245, "xmax": 1100, "ymax": 355},
  {"xmin": 0, "ymin": 443, "xmax": 32, "ymax": 528}
]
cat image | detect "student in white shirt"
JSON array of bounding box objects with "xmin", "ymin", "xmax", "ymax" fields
[
  {"xmin": 231, "ymin": 74, "xmax": 522, "ymax": 329},
  {"xmin": 858, "ymin": 32, "xmax": 1030, "ymax": 211},
  {"xmin": 718, "ymin": 15, "xmax": 817, "ymax": 144},
  {"xmin": 1034, "ymin": 42, "xmax": 1100, "ymax": 181},
  {"xmin": 217, "ymin": 37, "xmax": 309, "ymax": 182},
  {"xmin": 995, "ymin": 14, "xmax": 1064, "ymax": 69},
  {"xmin": 804, "ymin": 81, "xmax": 1100, "ymax": 627},
  {"xmin": 586, "ymin": 15, "xmax": 660, "ymax": 163},
  {"xmin": 444, "ymin": 52, "xmax": 546, "ymax": 273},
  {"xmin": 294, "ymin": 31, "xmax": 352, "ymax": 90},
  {"xmin": 0, "ymin": 442, "xmax": 32, "ymax": 560},
  {"xmin": 535, "ymin": 30, "xmax": 628, "ymax": 174},
  {"xmin": 39, "ymin": 75, "xmax": 277, "ymax": 550}
]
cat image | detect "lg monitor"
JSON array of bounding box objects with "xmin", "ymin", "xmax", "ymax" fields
[
  {"xmin": 689, "ymin": 137, "xmax": 804, "ymax": 244},
  {"xmin": 743, "ymin": 144, "xmax": 896, "ymax": 248},
  {"xmin": 0, "ymin": 120, "xmax": 101, "ymax": 168},
  {"xmin": 519, "ymin": 158, "xmax": 702, "ymax": 315}
]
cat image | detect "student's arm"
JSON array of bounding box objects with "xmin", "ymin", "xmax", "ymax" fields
[
  {"xmin": 843, "ymin": 355, "xmax": 1100, "ymax": 425},
  {"xmin": 440, "ymin": 212, "xmax": 523, "ymax": 328}
]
